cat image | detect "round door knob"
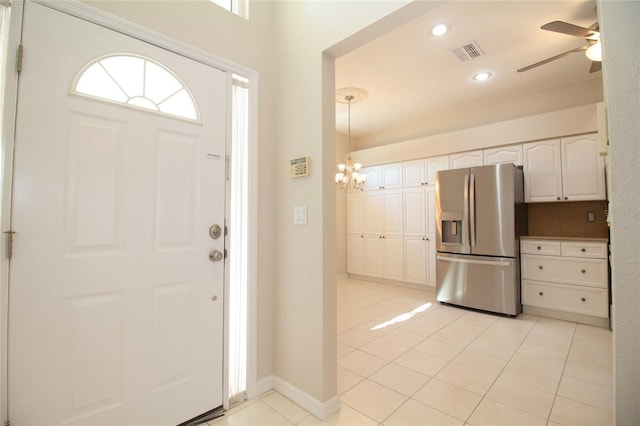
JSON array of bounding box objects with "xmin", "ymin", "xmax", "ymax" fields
[
  {"xmin": 539, "ymin": 265, "xmax": 543, "ymax": 270},
  {"xmin": 581, "ymin": 297, "xmax": 586, "ymax": 302},
  {"xmin": 539, "ymin": 292, "xmax": 544, "ymax": 296},
  {"xmin": 537, "ymin": 246, "xmax": 541, "ymax": 250},
  {"xmin": 212, "ymin": 295, "xmax": 218, "ymax": 301},
  {"xmin": 581, "ymin": 269, "xmax": 586, "ymax": 274}
]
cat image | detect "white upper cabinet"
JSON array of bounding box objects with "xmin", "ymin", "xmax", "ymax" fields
[
  {"xmin": 403, "ymin": 155, "xmax": 449, "ymax": 187},
  {"xmin": 403, "ymin": 159, "xmax": 425, "ymax": 188},
  {"xmin": 523, "ymin": 134, "xmax": 605, "ymax": 202},
  {"xmin": 426, "ymin": 155, "xmax": 450, "ymax": 185},
  {"xmin": 523, "ymin": 139, "xmax": 563, "ymax": 202},
  {"xmin": 449, "ymin": 150, "xmax": 483, "ymax": 169},
  {"xmin": 484, "ymin": 145, "xmax": 523, "ymax": 166},
  {"xmin": 362, "ymin": 162, "xmax": 402, "ymax": 190},
  {"xmin": 561, "ymin": 135, "xmax": 606, "ymax": 201}
]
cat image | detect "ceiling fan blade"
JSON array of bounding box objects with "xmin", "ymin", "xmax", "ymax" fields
[
  {"xmin": 590, "ymin": 61, "xmax": 602, "ymax": 73},
  {"xmin": 517, "ymin": 45, "xmax": 588, "ymax": 73},
  {"xmin": 541, "ymin": 21, "xmax": 598, "ymax": 38}
]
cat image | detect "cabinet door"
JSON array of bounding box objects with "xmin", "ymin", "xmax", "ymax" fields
[
  {"xmin": 449, "ymin": 150, "xmax": 483, "ymax": 169},
  {"xmin": 523, "ymin": 139, "xmax": 563, "ymax": 202},
  {"xmin": 384, "ymin": 237, "xmax": 404, "ymax": 281},
  {"xmin": 484, "ymin": 145, "xmax": 523, "ymax": 166},
  {"xmin": 383, "ymin": 191, "xmax": 404, "ymax": 236},
  {"xmin": 347, "ymin": 234, "xmax": 365, "ymax": 275},
  {"xmin": 426, "ymin": 186, "xmax": 437, "ymax": 237},
  {"xmin": 403, "ymin": 188, "xmax": 426, "ymax": 237},
  {"xmin": 362, "ymin": 166, "xmax": 382, "ymax": 190},
  {"xmin": 425, "ymin": 155, "xmax": 450, "ymax": 185},
  {"xmin": 363, "ymin": 193, "xmax": 384, "ymax": 234},
  {"xmin": 382, "ymin": 163, "xmax": 403, "ymax": 189},
  {"xmin": 404, "ymin": 237, "xmax": 427, "ymax": 285},
  {"xmin": 347, "ymin": 192, "xmax": 364, "ymax": 235},
  {"xmin": 561, "ymin": 134, "xmax": 606, "ymax": 201},
  {"xmin": 403, "ymin": 159, "xmax": 425, "ymax": 187},
  {"xmin": 364, "ymin": 235, "xmax": 384, "ymax": 278}
]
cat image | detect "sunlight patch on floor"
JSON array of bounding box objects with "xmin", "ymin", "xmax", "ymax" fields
[{"xmin": 370, "ymin": 303, "xmax": 432, "ymax": 331}]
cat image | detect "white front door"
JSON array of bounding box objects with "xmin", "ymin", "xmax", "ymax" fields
[{"xmin": 8, "ymin": 2, "xmax": 227, "ymax": 424}]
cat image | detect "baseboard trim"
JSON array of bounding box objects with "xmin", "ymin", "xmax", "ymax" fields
[
  {"xmin": 254, "ymin": 375, "xmax": 273, "ymax": 398},
  {"xmin": 254, "ymin": 375, "xmax": 339, "ymax": 420},
  {"xmin": 337, "ymin": 274, "xmax": 349, "ymax": 280},
  {"xmin": 272, "ymin": 376, "xmax": 339, "ymax": 420}
]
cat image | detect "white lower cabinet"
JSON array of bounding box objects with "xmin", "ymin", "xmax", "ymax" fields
[
  {"xmin": 347, "ymin": 234, "xmax": 404, "ymax": 281},
  {"xmin": 521, "ymin": 239, "xmax": 609, "ymax": 319}
]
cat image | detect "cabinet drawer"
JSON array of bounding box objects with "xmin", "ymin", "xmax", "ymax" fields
[
  {"xmin": 520, "ymin": 240, "xmax": 561, "ymax": 256},
  {"xmin": 561, "ymin": 242, "xmax": 607, "ymax": 259},
  {"xmin": 521, "ymin": 255, "xmax": 607, "ymax": 288},
  {"xmin": 522, "ymin": 280, "xmax": 609, "ymax": 318}
]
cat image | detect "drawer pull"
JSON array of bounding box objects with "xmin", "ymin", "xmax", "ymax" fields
[
  {"xmin": 581, "ymin": 297, "xmax": 586, "ymax": 302},
  {"xmin": 539, "ymin": 292, "xmax": 544, "ymax": 296},
  {"xmin": 581, "ymin": 248, "xmax": 586, "ymax": 252},
  {"xmin": 581, "ymin": 269, "xmax": 586, "ymax": 274},
  {"xmin": 537, "ymin": 246, "xmax": 541, "ymax": 250},
  {"xmin": 538, "ymin": 265, "xmax": 543, "ymax": 270}
]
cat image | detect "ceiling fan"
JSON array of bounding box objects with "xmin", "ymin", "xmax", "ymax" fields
[{"xmin": 517, "ymin": 20, "xmax": 602, "ymax": 73}]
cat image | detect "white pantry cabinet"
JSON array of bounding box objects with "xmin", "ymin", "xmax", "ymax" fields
[
  {"xmin": 523, "ymin": 135, "xmax": 605, "ymax": 202},
  {"xmin": 449, "ymin": 150, "xmax": 483, "ymax": 169},
  {"xmin": 402, "ymin": 186, "xmax": 437, "ymax": 286},
  {"xmin": 403, "ymin": 155, "xmax": 449, "ymax": 187},
  {"xmin": 347, "ymin": 189, "xmax": 404, "ymax": 280},
  {"xmin": 362, "ymin": 162, "xmax": 403, "ymax": 190}
]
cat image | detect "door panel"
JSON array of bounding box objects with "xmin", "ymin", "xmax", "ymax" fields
[
  {"xmin": 470, "ymin": 164, "xmax": 515, "ymax": 257},
  {"xmin": 9, "ymin": 2, "xmax": 227, "ymax": 425}
]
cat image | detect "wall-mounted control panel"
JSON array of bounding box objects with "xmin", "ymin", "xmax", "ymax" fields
[{"xmin": 290, "ymin": 156, "xmax": 310, "ymax": 177}]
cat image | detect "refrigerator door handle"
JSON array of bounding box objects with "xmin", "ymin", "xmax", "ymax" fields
[
  {"xmin": 462, "ymin": 173, "xmax": 470, "ymax": 250},
  {"xmin": 437, "ymin": 255, "xmax": 512, "ymax": 267},
  {"xmin": 470, "ymin": 173, "xmax": 476, "ymax": 248}
]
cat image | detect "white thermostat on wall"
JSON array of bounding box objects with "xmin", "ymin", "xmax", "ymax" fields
[{"xmin": 289, "ymin": 156, "xmax": 310, "ymax": 177}]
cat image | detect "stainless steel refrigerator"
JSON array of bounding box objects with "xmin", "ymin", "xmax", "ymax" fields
[{"xmin": 435, "ymin": 163, "xmax": 527, "ymax": 316}]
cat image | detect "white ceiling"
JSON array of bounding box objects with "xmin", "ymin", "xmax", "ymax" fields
[{"xmin": 335, "ymin": 0, "xmax": 604, "ymax": 151}]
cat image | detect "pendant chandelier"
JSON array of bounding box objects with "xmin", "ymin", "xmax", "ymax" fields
[{"xmin": 335, "ymin": 88, "xmax": 368, "ymax": 190}]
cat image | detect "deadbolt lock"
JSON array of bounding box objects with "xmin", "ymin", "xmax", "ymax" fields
[
  {"xmin": 209, "ymin": 249, "xmax": 223, "ymax": 262},
  {"xmin": 209, "ymin": 224, "xmax": 222, "ymax": 239}
]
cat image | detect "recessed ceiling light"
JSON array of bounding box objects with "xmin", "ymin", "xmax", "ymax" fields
[
  {"xmin": 431, "ymin": 23, "xmax": 449, "ymax": 37},
  {"xmin": 472, "ymin": 71, "xmax": 492, "ymax": 82}
]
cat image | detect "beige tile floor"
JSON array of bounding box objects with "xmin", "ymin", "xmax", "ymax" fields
[{"xmin": 209, "ymin": 277, "xmax": 613, "ymax": 425}]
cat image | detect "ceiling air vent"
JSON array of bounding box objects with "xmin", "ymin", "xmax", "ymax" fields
[{"xmin": 451, "ymin": 41, "xmax": 484, "ymax": 62}]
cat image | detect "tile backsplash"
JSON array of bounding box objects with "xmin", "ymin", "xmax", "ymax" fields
[{"xmin": 527, "ymin": 200, "xmax": 609, "ymax": 239}]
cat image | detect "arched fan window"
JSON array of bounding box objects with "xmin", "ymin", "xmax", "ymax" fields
[{"xmin": 73, "ymin": 54, "xmax": 199, "ymax": 122}]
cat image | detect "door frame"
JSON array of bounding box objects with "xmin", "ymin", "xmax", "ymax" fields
[{"xmin": 0, "ymin": 0, "xmax": 259, "ymax": 421}]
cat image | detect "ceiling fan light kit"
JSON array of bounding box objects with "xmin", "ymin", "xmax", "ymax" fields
[{"xmin": 517, "ymin": 20, "xmax": 602, "ymax": 73}]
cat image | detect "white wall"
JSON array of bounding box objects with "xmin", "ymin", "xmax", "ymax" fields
[{"xmin": 599, "ymin": 1, "xmax": 640, "ymax": 424}]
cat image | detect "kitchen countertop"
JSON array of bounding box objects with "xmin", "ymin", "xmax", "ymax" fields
[{"xmin": 521, "ymin": 235, "xmax": 609, "ymax": 243}]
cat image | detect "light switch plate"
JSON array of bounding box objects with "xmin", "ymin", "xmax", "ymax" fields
[{"xmin": 294, "ymin": 205, "xmax": 307, "ymax": 225}]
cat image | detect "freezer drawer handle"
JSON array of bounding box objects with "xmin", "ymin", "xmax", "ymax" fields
[{"xmin": 437, "ymin": 256, "xmax": 511, "ymax": 267}]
